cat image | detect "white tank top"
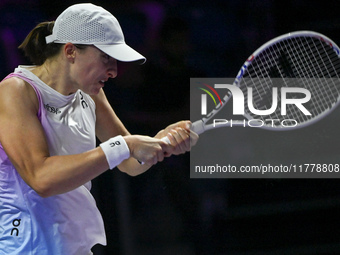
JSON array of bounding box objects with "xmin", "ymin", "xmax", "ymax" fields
[{"xmin": 0, "ymin": 66, "xmax": 106, "ymax": 254}]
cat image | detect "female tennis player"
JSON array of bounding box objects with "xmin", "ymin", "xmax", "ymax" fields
[{"xmin": 0, "ymin": 3, "xmax": 198, "ymax": 254}]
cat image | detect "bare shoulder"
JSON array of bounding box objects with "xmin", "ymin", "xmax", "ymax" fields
[
  {"xmin": 0, "ymin": 76, "xmax": 26, "ymax": 88},
  {"xmin": 0, "ymin": 76, "xmax": 39, "ymax": 113},
  {"xmin": 0, "ymin": 76, "xmax": 35, "ymax": 95}
]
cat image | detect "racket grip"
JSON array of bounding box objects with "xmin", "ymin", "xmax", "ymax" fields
[
  {"xmin": 138, "ymin": 136, "xmax": 171, "ymax": 165},
  {"xmin": 191, "ymin": 120, "xmax": 205, "ymax": 135}
]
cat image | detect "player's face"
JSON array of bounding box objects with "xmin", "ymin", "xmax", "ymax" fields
[{"xmin": 73, "ymin": 46, "xmax": 117, "ymax": 95}]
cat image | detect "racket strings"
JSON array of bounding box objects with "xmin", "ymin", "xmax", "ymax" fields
[
  {"xmin": 290, "ymin": 37, "xmax": 340, "ymax": 117},
  {"xmin": 292, "ymin": 37, "xmax": 329, "ymax": 119},
  {"xmin": 239, "ymin": 35, "xmax": 340, "ymax": 127}
]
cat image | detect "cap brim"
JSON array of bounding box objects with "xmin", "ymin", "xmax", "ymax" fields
[{"xmin": 95, "ymin": 44, "xmax": 146, "ymax": 64}]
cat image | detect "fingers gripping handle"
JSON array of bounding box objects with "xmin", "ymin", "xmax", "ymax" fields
[
  {"xmin": 138, "ymin": 122, "xmax": 201, "ymax": 165},
  {"xmin": 159, "ymin": 120, "xmax": 201, "ymax": 146},
  {"xmin": 160, "ymin": 136, "xmax": 171, "ymax": 144},
  {"xmin": 138, "ymin": 136, "xmax": 170, "ymax": 165}
]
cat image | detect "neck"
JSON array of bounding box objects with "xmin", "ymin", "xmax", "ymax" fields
[{"xmin": 32, "ymin": 59, "xmax": 76, "ymax": 95}]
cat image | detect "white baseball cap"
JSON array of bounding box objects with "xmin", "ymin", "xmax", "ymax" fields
[{"xmin": 45, "ymin": 3, "xmax": 146, "ymax": 64}]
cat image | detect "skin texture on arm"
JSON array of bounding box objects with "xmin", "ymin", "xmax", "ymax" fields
[
  {"xmin": 0, "ymin": 78, "xmax": 177, "ymax": 196},
  {"xmin": 92, "ymin": 88, "xmax": 197, "ymax": 176},
  {"xmin": 0, "ymin": 43, "xmax": 197, "ymax": 197},
  {"xmin": 0, "ymin": 78, "xmax": 112, "ymax": 197},
  {"xmin": 92, "ymin": 88, "xmax": 169, "ymax": 175}
]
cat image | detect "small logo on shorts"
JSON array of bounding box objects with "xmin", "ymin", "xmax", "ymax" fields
[{"xmin": 11, "ymin": 219, "xmax": 21, "ymax": 236}]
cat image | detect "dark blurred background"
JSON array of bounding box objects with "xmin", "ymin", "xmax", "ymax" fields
[{"xmin": 1, "ymin": 0, "xmax": 340, "ymax": 254}]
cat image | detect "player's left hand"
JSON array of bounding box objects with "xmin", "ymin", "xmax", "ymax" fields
[{"xmin": 156, "ymin": 120, "xmax": 199, "ymax": 156}]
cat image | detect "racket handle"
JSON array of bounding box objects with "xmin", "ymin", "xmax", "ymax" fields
[{"xmin": 191, "ymin": 120, "xmax": 205, "ymax": 135}]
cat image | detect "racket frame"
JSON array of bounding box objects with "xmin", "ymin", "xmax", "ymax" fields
[{"xmin": 191, "ymin": 31, "xmax": 340, "ymax": 134}]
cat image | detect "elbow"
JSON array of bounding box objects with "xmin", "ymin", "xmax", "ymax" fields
[
  {"xmin": 28, "ymin": 179, "xmax": 55, "ymax": 198},
  {"xmin": 15, "ymin": 163, "xmax": 55, "ymax": 197},
  {"xmin": 18, "ymin": 164, "xmax": 58, "ymax": 198},
  {"xmin": 35, "ymin": 188, "xmax": 54, "ymax": 198}
]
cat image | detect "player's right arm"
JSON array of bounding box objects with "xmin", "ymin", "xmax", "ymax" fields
[{"xmin": 0, "ymin": 78, "xmax": 171, "ymax": 197}]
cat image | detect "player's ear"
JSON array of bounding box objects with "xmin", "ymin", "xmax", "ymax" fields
[{"xmin": 64, "ymin": 43, "xmax": 76, "ymax": 63}]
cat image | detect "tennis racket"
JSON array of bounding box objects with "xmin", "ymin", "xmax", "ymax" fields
[{"xmin": 189, "ymin": 31, "xmax": 340, "ymax": 135}]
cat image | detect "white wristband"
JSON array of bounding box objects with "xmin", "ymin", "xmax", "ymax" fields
[{"xmin": 100, "ymin": 135, "xmax": 130, "ymax": 169}]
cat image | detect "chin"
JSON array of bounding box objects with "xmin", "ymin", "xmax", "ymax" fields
[{"xmin": 91, "ymin": 87, "xmax": 102, "ymax": 95}]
